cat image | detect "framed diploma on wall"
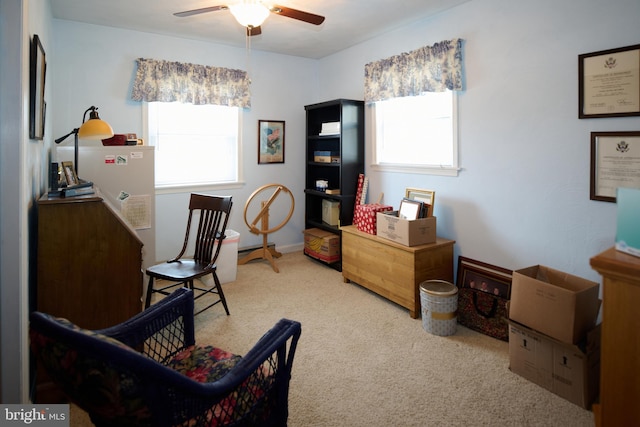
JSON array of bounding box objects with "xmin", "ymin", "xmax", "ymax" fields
[
  {"xmin": 590, "ymin": 131, "xmax": 640, "ymax": 202},
  {"xmin": 579, "ymin": 44, "xmax": 640, "ymax": 119}
]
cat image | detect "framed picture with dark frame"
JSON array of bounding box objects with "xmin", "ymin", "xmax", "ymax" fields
[
  {"xmin": 579, "ymin": 44, "xmax": 640, "ymax": 119},
  {"xmin": 30, "ymin": 34, "xmax": 46, "ymax": 140},
  {"xmin": 258, "ymin": 120, "xmax": 285, "ymax": 164},
  {"xmin": 590, "ymin": 131, "xmax": 640, "ymax": 203},
  {"xmin": 398, "ymin": 198, "xmax": 422, "ymax": 220},
  {"xmin": 456, "ymin": 256, "xmax": 512, "ymax": 300}
]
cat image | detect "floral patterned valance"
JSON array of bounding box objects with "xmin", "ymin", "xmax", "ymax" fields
[
  {"xmin": 364, "ymin": 38, "xmax": 464, "ymax": 104},
  {"xmin": 130, "ymin": 58, "xmax": 251, "ymax": 108}
]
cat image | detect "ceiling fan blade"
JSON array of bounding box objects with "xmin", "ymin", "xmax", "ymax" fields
[
  {"xmin": 247, "ymin": 26, "xmax": 262, "ymax": 36},
  {"xmin": 174, "ymin": 5, "xmax": 228, "ymax": 18},
  {"xmin": 270, "ymin": 4, "xmax": 325, "ymax": 25}
]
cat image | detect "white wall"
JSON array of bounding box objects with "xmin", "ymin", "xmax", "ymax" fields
[
  {"xmin": 52, "ymin": 21, "xmax": 317, "ymax": 261},
  {"xmin": 319, "ymin": 0, "xmax": 640, "ymax": 282},
  {"xmin": 1, "ymin": 0, "xmax": 52, "ymax": 403},
  {"xmin": 50, "ymin": 0, "xmax": 640, "ymax": 281}
]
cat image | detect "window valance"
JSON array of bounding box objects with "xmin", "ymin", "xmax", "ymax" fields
[
  {"xmin": 130, "ymin": 58, "xmax": 251, "ymax": 108},
  {"xmin": 364, "ymin": 38, "xmax": 463, "ymax": 104}
]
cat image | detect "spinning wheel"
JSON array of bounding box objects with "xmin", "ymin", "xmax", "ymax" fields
[{"xmin": 238, "ymin": 184, "xmax": 295, "ymax": 273}]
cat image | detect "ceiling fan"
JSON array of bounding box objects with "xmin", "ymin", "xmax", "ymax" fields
[{"xmin": 174, "ymin": 1, "xmax": 325, "ymax": 37}]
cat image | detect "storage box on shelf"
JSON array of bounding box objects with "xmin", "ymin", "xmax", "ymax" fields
[
  {"xmin": 304, "ymin": 99, "xmax": 364, "ymax": 270},
  {"xmin": 303, "ymin": 228, "xmax": 340, "ymax": 264},
  {"xmin": 313, "ymin": 151, "xmax": 340, "ymax": 163},
  {"xmin": 322, "ymin": 199, "xmax": 340, "ymax": 226}
]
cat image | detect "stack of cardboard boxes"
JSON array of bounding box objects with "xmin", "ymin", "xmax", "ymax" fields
[{"xmin": 508, "ymin": 265, "xmax": 601, "ymax": 409}]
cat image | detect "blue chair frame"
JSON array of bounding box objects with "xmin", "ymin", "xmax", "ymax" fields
[{"xmin": 30, "ymin": 288, "xmax": 301, "ymax": 426}]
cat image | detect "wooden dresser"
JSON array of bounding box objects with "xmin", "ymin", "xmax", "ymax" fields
[
  {"xmin": 37, "ymin": 190, "xmax": 144, "ymax": 330},
  {"xmin": 590, "ymin": 247, "xmax": 640, "ymax": 426},
  {"xmin": 341, "ymin": 225, "xmax": 455, "ymax": 318},
  {"xmin": 35, "ymin": 190, "xmax": 144, "ymax": 402}
]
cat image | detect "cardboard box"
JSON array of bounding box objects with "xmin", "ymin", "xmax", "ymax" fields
[
  {"xmin": 353, "ymin": 203, "xmax": 393, "ymax": 234},
  {"xmin": 376, "ymin": 212, "xmax": 437, "ymax": 246},
  {"xmin": 303, "ymin": 228, "xmax": 340, "ymax": 263},
  {"xmin": 509, "ymin": 321, "xmax": 600, "ymax": 409},
  {"xmin": 322, "ymin": 199, "xmax": 340, "ymax": 226},
  {"xmin": 313, "ymin": 151, "xmax": 338, "ymax": 163},
  {"xmin": 615, "ymin": 187, "xmax": 640, "ymax": 257},
  {"xmin": 510, "ymin": 265, "xmax": 600, "ymax": 344}
]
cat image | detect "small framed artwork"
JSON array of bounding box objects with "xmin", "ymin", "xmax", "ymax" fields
[
  {"xmin": 405, "ymin": 187, "xmax": 435, "ymax": 217},
  {"xmin": 456, "ymin": 256, "xmax": 512, "ymax": 299},
  {"xmin": 590, "ymin": 131, "xmax": 640, "ymax": 203},
  {"xmin": 579, "ymin": 44, "xmax": 640, "ymax": 118},
  {"xmin": 258, "ymin": 120, "xmax": 285, "ymax": 164},
  {"xmin": 29, "ymin": 34, "xmax": 47, "ymax": 140},
  {"xmin": 398, "ymin": 198, "xmax": 422, "ymax": 220},
  {"xmin": 61, "ymin": 161, "xmax": 79, "ymax": 186}
]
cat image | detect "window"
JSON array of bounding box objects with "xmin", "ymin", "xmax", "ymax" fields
[
  {"xmin": 371, "ymin": 91, "xmax": 459, "ymax": 176},
  {"xmin": 146, "ymin": 102, "xmax": 242, "ymax": 189}
]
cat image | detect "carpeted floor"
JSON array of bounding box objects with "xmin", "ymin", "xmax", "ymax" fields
[{"xmin": 71, "ymin": 251, "xmax": 595, "ymax": 426}]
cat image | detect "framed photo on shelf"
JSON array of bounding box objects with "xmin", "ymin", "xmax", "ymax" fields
[
  {"xmin": 405, "ymin": 187, "xmax": 435, "ymax": 217},
  {"xmin": 61, "ymin": 161, "xmax": 79, "ymax": 186},
  {"xmin": 258, "ymin": 120, "xmax": 285, "ymax": 164},
  {"xmin": 590, "ymin": 131, "xmax": 640, "ymax": 203},
  {"xmin": 29, "ymin": 34, "xmax": 46, "ymax": 140},
  {"xmin": 579, "ymin": 44, "xmax": 640, "ymax": 118},
  {"xmin": 398, "ymin": 198, "xmax": 422, "ymax": 220}
]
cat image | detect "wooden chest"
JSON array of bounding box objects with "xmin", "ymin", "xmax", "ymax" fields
[{"xmin": 341, "ymin": 225, "xmax": 454, "ymax": 318}]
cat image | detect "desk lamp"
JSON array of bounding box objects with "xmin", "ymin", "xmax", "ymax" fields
[{"xmin": 55, "ymin": 106, "xmax": 114, "ymax": 176}]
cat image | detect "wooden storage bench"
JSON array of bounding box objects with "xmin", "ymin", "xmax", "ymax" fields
[{"xmin": 341, "ymin": 225, "xmax": 455, "ymax": 318}]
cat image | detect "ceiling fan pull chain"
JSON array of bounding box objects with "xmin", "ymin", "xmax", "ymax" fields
[{"xmin": 245, "ymin": 31, "xmax": 253, "ymax": 81}]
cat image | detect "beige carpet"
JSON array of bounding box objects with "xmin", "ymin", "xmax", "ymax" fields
[{"xmin": 71, "ymin": 251, "xmax": 594, "ymax": 426}]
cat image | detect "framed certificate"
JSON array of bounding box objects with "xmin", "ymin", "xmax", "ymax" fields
[
  {"xmin": 590, "ymin": 131, "xmax": 640, "ymax": 202},
  {"xmin": 404, "ymin": 187, "xmax": 435, "ymax": 217},
  {"xmin": 579, "ymin": 44, "xmax": 640, "ymax": 118}
]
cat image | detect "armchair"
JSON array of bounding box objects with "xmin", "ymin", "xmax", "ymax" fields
[{"xmin": 30, "ymin": 288, "xmax": 301, "ymax": 426}]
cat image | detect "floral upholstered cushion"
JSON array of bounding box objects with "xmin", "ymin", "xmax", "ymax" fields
[
  {"xmin": 168, "ymin": 346, "xmax": 277, "ymax": 426},
  {"xmin": 167, "ymin": 345, "xmax": 241, "ymax": 383}
]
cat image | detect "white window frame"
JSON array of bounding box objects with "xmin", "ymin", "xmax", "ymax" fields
[
  {"xmin": 369, "ymin": 92, "xmax": 460, "ymax": 177},
  {"xmin": 143, "ymin": 102, "xmax": 244, "ymax": 194}
]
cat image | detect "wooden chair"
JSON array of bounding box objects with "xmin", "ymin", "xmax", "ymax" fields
[
  {"xmin": 30, "ymin": 288, "xmax": 302, "ymax": 426},
  {"xmin": 145, "ymin": 193, "xmax": 233, "ymax": 315}
]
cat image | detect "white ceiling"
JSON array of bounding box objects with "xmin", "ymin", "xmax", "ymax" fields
[{"xmin": 50, "ymin": 0, "xmax": 471, "ymax": 59}]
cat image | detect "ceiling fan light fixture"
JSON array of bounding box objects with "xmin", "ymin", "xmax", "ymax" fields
[{"xmin": 229, "ymin": 1, "xmax": 270, "ymax": 28}]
